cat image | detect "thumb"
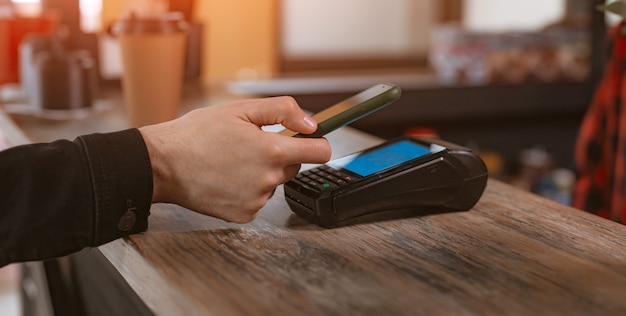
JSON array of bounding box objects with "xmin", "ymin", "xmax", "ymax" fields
[{"xmin": 245, "ymin": 96, "xmax": 317, "ymax": 134}]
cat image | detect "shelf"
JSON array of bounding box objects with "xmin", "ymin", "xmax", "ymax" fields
[{"xmin": 228, "ymin": 72, "xmax": 594, "ymax": 126}]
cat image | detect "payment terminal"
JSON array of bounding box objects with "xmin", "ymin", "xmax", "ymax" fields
[{"xmin": 284, "ymin": 136, "xmax": 488, "ymax": 227}]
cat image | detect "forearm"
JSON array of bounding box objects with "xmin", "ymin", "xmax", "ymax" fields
[{"xmin": 0, "ymin": 129, "xmax": 153, "ymax": 266}]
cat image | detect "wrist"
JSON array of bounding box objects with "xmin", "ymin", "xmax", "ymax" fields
[{"xmin": 138, "ymin": 124, "xmax": 170, "ymax": 204}]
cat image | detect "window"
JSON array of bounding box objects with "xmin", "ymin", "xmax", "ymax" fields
[{"xmin": 279, "ymin": 0, "xmax": 591, "ymax": 84}]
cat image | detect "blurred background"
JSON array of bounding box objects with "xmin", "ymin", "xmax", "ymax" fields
[
  {"xmin": 0, "ymin": 1, "xmax": 615, "ymax": 313},
  {"xmin": 0, "ymin": 0, "xmax": 599, "ymax": 87}
]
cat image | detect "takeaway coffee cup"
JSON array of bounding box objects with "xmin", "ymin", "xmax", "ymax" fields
[{"xmin": 112, "ymin": 12, "xmax": 188, "ymax": 127}]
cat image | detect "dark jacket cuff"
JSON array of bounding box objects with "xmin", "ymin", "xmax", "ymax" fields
[{"xmin": 79, "ymin": 128, "xmax": 153, "ymax": 245}]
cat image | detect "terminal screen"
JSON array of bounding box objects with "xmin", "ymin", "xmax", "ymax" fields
[{"xmin": 328, "ymin": 140, "xmax": 441, "ymax": 177}]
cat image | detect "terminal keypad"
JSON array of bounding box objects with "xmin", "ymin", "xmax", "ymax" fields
[{"xmin": 294, "ymin": 165, "xmax": 356, "ymax": 192}]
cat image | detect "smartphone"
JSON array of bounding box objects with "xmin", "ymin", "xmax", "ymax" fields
[{"xmin": 279, "ymin": 83, "xmax": 401, "ymax": 138}]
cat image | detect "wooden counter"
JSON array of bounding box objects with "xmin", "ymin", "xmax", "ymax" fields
[
  {"xmin": 3, "ymin": 89, "xmax": 626, "ymax": 315},
  {"xmin": 100, "ymin": 171, "xmax": 626, "ymax": 315}
]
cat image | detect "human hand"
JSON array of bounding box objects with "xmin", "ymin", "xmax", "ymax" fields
[{"xmin": 139, "ymin": 96, "xmax": 331, "ymax": 223}]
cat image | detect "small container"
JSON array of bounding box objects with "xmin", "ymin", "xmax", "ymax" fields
[{"xmin": 20, "ymin": 26, "xmax": 96, "ymax": 111}]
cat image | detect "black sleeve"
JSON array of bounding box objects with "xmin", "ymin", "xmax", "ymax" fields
[{"xmin": 0, "ymin": 128, "xmax": 153, "ymax": 266}]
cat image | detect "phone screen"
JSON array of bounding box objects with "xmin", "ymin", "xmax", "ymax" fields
[
  {"xmin": 309, "ymin": 85, "xmax": 389, "ymax": 124},
  {"xmin": 280, "ymin": 83, "xmax": 401, "ymax": 138}
]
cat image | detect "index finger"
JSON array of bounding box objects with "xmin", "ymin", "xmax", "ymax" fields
[{"xmin": 278, "ymin": 136, "xmax": 332, "ymax": 165}]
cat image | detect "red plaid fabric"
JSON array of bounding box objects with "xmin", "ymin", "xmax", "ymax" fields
[{"xmin": 574, "ymin": 21, "xmax": 626, "ymax": 223}]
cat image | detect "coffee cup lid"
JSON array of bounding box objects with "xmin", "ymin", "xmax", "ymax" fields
[{"xmin": 111, "ymin": 12, "xmax": 188, "ymax": 35}]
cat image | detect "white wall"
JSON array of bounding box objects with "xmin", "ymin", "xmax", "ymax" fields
[
  {"xmin": 281, "ymin": 0, "xmax": 435, "ymax": 58},
  {"xmin": 462, "ymin": 0, "xmax": 566, "ymax": 32}
]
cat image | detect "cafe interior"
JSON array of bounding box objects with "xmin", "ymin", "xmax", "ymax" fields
[{"xmin": 1, "ymin": 0, "xmax": 626, "ymax": 315}]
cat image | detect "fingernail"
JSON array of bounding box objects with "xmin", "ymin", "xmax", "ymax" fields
[{"xmin": 303, "ymin": 116, "xmax": 316, "ymax": 128}]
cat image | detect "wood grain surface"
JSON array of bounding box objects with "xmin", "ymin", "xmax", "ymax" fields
[{"xmin": 100, "ymin": 129, "xmax": 626, "ymax": 316}]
